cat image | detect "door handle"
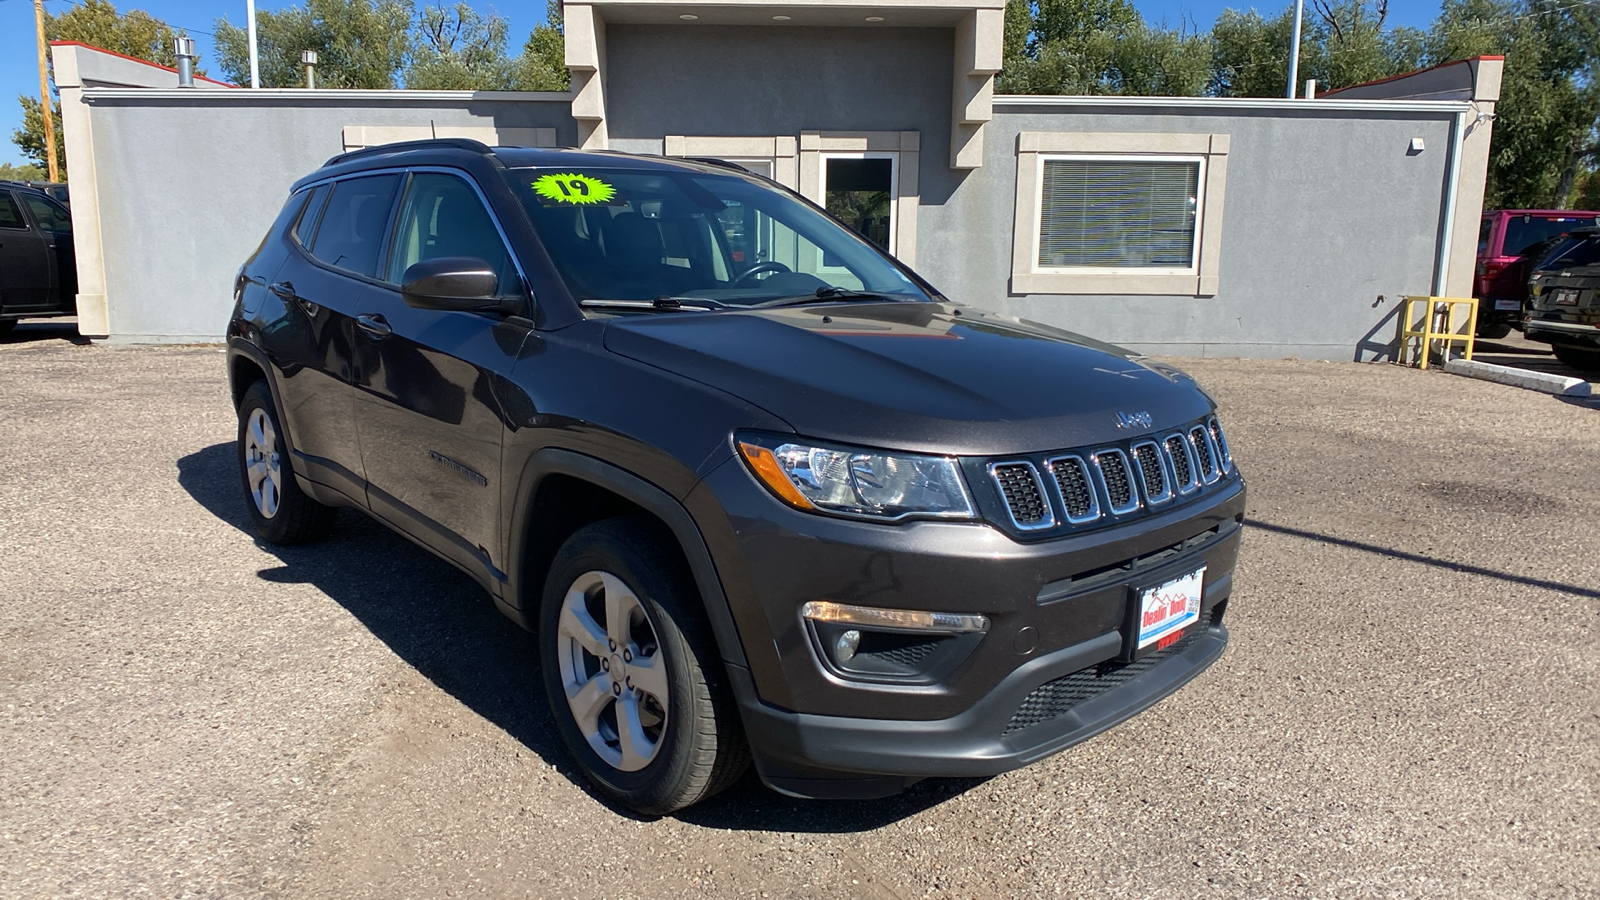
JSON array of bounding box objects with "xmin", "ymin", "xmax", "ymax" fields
[
  {"xmin": 356, "ymin": 314, "xmax": 392, "ymax": 338},
  {"xmin": 268, "ymin": 281, "xmax": 296, "ymax": 299}
]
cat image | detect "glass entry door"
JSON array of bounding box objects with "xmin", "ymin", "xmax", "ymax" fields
[{"xmin": 820, "ymin": 153, "xmax": 896, "ymax": 255}]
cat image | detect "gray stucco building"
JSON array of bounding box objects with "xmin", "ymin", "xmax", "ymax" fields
[{"xmin": 51, "ymin": 0, "xmax": 1501, "ymax": 359}]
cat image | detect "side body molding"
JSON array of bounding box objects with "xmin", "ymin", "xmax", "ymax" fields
[{"xmin": 502, "ymin": 447, "xmax": 749, "ymax": 670}]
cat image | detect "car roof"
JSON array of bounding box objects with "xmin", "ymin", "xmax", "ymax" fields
[
  {"xmin": 0, "ymin": 180, "xmax": 56, "ymax": 201},
  {"xmin": 294, "ymin": 138, "xmax": 755, "ymax": 192}
]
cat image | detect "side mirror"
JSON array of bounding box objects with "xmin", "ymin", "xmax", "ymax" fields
[{"xmin": 400, "ymin": 257, "xmax": 502, "ymax": 311}]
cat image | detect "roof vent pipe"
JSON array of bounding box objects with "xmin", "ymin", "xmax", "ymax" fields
[
  {"xmin": 302, "ymin": 50, "xmax": 318, "ymax": 89},
  {"xmin": 174, "ymin": 36, "xmax": 196, "ymax": 87}
]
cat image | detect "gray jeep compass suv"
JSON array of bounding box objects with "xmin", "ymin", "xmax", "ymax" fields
[{"xmin": 226, "ymin": 139, "xmax": 1246, "ymax": 814}]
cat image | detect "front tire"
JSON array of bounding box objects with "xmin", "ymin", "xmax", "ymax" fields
[
  {"xmin": 540, "ymin": 517, "xmax": 749, "ymax": 815},
  {"xmin": 1553, "ymin": 343, "xmax": 1600, "ymax": 372},
  {"xmin": 236, "ymin": 380, "xmax": 337, "ymax": 544}
]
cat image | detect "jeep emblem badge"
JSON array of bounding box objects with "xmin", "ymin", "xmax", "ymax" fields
[{"xmin": 1116, "ymin": 410, "xmax": 1153, "ymax": 430}]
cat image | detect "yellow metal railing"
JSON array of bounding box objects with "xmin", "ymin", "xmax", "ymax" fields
[{"xmin": 1398, "ymin": 296, "xmax": 1477, "ymax": 369}]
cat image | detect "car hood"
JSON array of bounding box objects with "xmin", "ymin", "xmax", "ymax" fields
[{"xmin": 601, "ymin": 302, "xmax": 1214, "ymax": 456}]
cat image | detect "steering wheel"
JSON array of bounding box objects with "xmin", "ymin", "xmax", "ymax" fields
[{"xmin": 732, "ymin": 261, "xmax": 792, "ymax": 287}]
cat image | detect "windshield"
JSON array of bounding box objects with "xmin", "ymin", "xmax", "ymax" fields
[
  {"xmin": 503, "ymin": 167, "xmax": 929, "ymax": 309},
  {"xmin": 1538, "ymin": 235, "xmax": 1600, "ymax": 269}
]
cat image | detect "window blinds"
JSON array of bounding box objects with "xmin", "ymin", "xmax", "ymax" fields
[{"xmin": 1039, "ymin": 159, "xmax": 1200, "ymax": 269}]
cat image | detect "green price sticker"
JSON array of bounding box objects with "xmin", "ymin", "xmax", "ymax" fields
[{"xmin": 533, "ymin": 172, "xmax": 616, "ymax": 205}]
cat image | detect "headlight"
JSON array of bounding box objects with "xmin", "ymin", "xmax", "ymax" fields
[{"xmin": 736, "ymin": 433, "xmax": 975, "ymax": 521}]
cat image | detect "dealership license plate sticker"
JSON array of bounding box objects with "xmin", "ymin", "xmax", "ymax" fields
[
  {"xmin": 1137, "ymin": 567, "xmax": 1205, "ymax": 650},
  {"xmin": 1554, "ymin": 289, "xmax": 1580, "ymax": 306},
  {"xmin": 533, "ymin": 173, "xmax": 617, "ymax": 205},
  {"xmin": 1494, "ymin": 299, "xmax": 1520, "ymax": 310}
]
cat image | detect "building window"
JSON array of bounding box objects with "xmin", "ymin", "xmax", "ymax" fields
[
  {"xmin": 1038, "ymin": 157, "xmax": 1201, "ymax": 271},
  {"xmin": 1012, "ymin": 132, "xmax": 1229, "ymax": 296}
]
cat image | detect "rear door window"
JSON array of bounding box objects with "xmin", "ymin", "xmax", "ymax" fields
[{"xmin": 308, "ymin": 175, "xmax": 401, "ymax": 278}]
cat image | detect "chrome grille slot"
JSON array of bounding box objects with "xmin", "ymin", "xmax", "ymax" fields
[
  {"xmin": 1092, "ymin": 449, "xmax": 1140, "ymax": 515},
  {"xmin": 1190, "ymin": 426, "xmax": 1219, "ymax": 483},
  {"xmin": 1164, "ymin": 433, "xmax": 1198, "ymax": 493},
  {"xmin": 990, "ymin": 462, "xmax": 1055, "ymax": 530},
  {"xmin": 1046, "ymin": 455, "xmax": 1100, "ymax": 524},
  {"xmin": 1208, "ymin": 416, "xmax": 1232, "ymax": 472},
  {"xmin": 1131, "ymin": 441, "xmax": 1171, "ymax": 504}
]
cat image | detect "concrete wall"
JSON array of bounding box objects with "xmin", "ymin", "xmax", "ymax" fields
[
  {"xmin": 917, "ymin": 99, "xmax": 1462, "ymax": 359},
  {"xmin": 603, "ymin": 24, "xmax": 953, "ymax": 171},
  {"xmin": 76, "ymin": 90, "xmax": 574, "ymax": 341}
]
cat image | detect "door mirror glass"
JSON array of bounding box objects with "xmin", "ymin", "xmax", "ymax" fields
[{"xmin": 400, "ymin": 256, "xmax": 501, "ymax": 311}]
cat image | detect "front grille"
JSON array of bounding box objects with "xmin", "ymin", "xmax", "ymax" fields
[
  {"xmin": 986, "ymin": 415, "xmax": 1235, "ymax": 536},
  {"xmin": 1208, "ymin": 417, "xmax": 1231, "ymax": 471},
  {"xmin": 1003, "ymin": 611, "xmax": 1213, "ymax": 736},
  {"xmin": 990, "ymin": 462, "xmax": 1053, "ymax": 530},
  {"xmin": 1165, "ymin": 434, "xmax": 1195, "ymax": 491},
  {"xmin": 1095, "ymin": 450, "xmax": 1139, "ymax": 514},
  {"xmin": 1190, "ymin": 426, "xmax": 1218, "ymax": 482},
  {"xmin": 1131, "ymin": 441, "xmax": 1169, "ymax": 503},
  {"xmin": 1047, "ymin": 455, "xmax": 1098, "ymax": 522}
]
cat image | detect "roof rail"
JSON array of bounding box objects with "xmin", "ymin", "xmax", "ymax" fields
[
  {"xmin": 323, "ymin": 137, "xmax": 495, "ymax": 168},
  {"xmin": 686, "ymin": 156, "xmax": 754, "ymax": 174}
]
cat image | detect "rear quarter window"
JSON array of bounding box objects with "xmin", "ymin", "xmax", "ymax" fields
[{"xmin": 0, "ymin": 192, "xmax": 28, "ymax": 230}]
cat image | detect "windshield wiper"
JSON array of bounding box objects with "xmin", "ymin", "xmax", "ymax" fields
[
  {"xmin": 580, "ymin": 296, "xmax": 727, "ymax": 312},
  {"xmin": 750, "ymin": 287, "xmax": 908, "ymax": 309}
]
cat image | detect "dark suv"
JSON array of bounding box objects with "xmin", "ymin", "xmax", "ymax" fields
[
  {"xmin": 1526, "ymin": 227, "xmax": 1600, "ymax": 371},
  {"xmin": 226, "ymin": 140, "xmax": 1246, "ymax": 814},
  {"xmin": 0, "ymin": 180, "xmax": 76, "ymax": 333}
]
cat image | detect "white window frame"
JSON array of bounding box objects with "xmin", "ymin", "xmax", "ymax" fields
[
  {"xmin": 799, "ymin": 131, "xmax": 920, "ymax": 267},
  {"xmin": 1012, "ymin": 131, "xmax": 1230, "ymax": 296},
  {"xmin": 817, "ymin": 150, "xmax": 901, "ymax": 257},
  {"xmin": 1032, "ymin": 153, "xmax": 1205, "ymax": 277}
]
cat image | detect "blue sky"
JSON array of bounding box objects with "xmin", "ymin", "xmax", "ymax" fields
[{"xmin": 1, "ymin": 0, "xmax": 1445, "ymax": 168}]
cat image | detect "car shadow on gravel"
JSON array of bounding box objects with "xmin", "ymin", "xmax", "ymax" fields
[
  {"xmin": 177, "ymin": 441, "xmax": 968, "ymax": 831},
  {"xmin": 0, "ymin": 319, "xmax": 90, "ymax": 346}
]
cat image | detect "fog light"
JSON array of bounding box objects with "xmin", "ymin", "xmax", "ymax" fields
[{"xmin": 834, "ymin": 629, "xmax": 862, "ymax": 662}]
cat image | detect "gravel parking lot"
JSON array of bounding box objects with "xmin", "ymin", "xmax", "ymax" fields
[{"xmin": 2, "ymin": 322, "xmax": 1597, "ymax": 899}]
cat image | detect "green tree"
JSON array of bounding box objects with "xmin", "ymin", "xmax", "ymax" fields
[
  {"xmin": 10, "ymin": 0, "xmax": 191, "ymax": 178},
  {"xmin": 214, "ymin": 0, "xmax": 414, "ymax": 89},
  {"xmin": 1426, "ymin": 0, "xmax": 1600, "ymax": 207},
  {"xmin": 0, "ymin": 162, "xmax": 48, "ymax": 182},
  {"xmin": 1000, "ymin": 0, "xmax": 1212, "ymax": 96},
  {"xmin": 405, "ymin": 3, "xmax": 515, "ymax": 89},
  {"xmin": 512, "ymin": 0, "xmax": 570, "ymax": 91}
]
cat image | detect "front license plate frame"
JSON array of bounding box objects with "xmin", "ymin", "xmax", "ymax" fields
[{"xmin": 1124, "ymin": 567, "xmax": 1205, "ymax": 661}]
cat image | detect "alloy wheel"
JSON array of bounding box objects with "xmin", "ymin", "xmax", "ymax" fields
[
  {"xmin": 555, "ymin": 570, "xmax": 669, "ymax": 772},
  {"xmin": 243, "ymin": 407, "xmax": 283, "ymax": 519}
]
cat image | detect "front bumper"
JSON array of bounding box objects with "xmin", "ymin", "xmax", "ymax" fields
[{"xmin": 684, "ymin": 452, "xmax": 1245, "ymax": 798}]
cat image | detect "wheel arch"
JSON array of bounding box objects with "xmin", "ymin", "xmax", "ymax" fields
[{"xmin": 505, "ymin": 448, "xmax": 749, "ymax": 670}]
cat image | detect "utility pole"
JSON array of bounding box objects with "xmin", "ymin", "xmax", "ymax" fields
[
  {"xmin": 1286, "ymin": 0, "xmax": 1304, "ymax": 99},
  {"xmin": 33, "ymin": 0, "xmax": 60, "ymax": 182},
  {"xmin": 247, "ymin": 0, "xmax": 260, "ymax": 88}
]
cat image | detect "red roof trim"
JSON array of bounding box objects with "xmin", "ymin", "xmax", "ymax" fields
[
  {"xmin": 50, "ymin": 40, "xmax": 238, "ymax": 88},
  {"xmin": 1319, "ymin": 56, "xmax": 1497, "ymax": 97}
]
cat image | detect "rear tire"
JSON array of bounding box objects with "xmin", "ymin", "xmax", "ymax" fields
[
  {"xmin": 539, "ymin": 516, "xmax": 749, "ymax": 815},
  {"xmin": 0, "ymin": 319, "xmax": 15, "ymax": 336},
  {"xmin": 1553, "ymin": 344, "xmax": 1600, "ymax": 373},
  {"xmin": 236, "ymin": 380, "xmax": 337, "ymax": 544}
]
